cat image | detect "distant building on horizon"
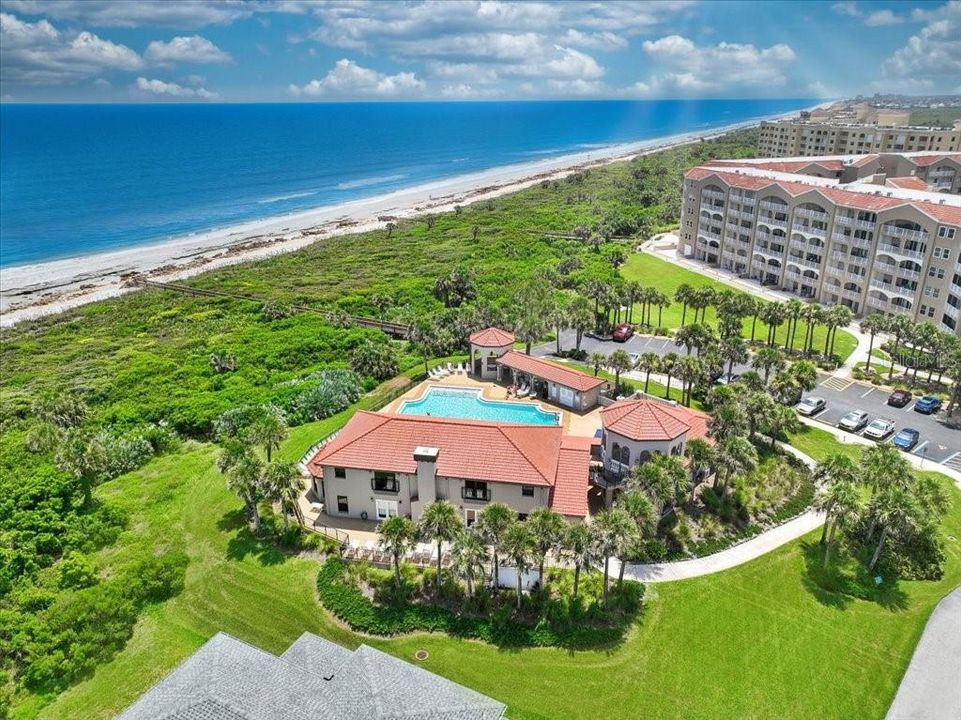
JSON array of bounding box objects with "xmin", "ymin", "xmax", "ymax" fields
[
  {"xmin": 758, "ymin": 118, "xmax": 961, "ymax": 158},
  {"xmin": 678, "ymin": 152, "xmax": 961, "ymax": 335}
]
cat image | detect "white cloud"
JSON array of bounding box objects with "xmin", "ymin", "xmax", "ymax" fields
[
  {"xmin": 0, "ymin": 13, "xmax": 143, "ymax": 84},
  {"xmin": 831, "ymin": 1, "xmax": 861, "ymax": 17},
  {"xmin": 145, "ymin": 35, "xmax": 232, "ymax": 65},
  {"xmin": 864, "ymin": 9, "xmax": 903, "ymax": 26},
  {"xmin": 1, "ymin": 0, "xmax": 258, "ymax": 28},
  {"xmin": 560, "ymin": 29, "xmax": 628, "ymax": 50},
  {"xmin": 546, "ymin": 78, "xmax": 603, "ymax": 95},
  {"xmin": 636, "ymin": 35, "xmax": 796, "ymax": 96},
  {"xmin": 878, "ymin": 1, "xmax": 961, "ymax": 93},
  {"xmin": 288, "ymin": 59, "xmax": 426, "ymax": 99},
  {"xmin": 134, "ymin": 76, "xmax": 218, "ymax": 99},
  {"xmin": 183, "ymin": 74, "xmax": 206, "ymax": 86}
]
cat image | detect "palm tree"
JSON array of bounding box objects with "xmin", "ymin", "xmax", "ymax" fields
[
  {"xmin": 712, "ymin": 435, "xmax": 758, "ymax": 493},
  {"xmin": 500, "ymin": 523, "xmax": 534, "ymax": 609},
  {"xmin": 616, "ymin": 490, "xmax": 658, "ymax": 538},
  {"xmin": 263, "ymin": 460, "xmax": 303, "ymax": 530},
  {"xmin": 759, "ymin": 301, "xmax": 786, "ymax": 347},
  {"xmin": 251, "ymin": 404, "xmax": 288, "ymax": 463},
  {"xmin": 476, "ymin": 502, "xmax": 515, "ymax": 590},
  {"xmin": 675, "ymin": 284, "xmax": 694, "ymax": 326},
  {"xmin": 744, "ymin": 296, "xmax": 761, "ymax": 342},
  {"xmin": 764, "ymin": 402, "xmax": 800, "ymax": 450},
  {"xmin": 636, "ymin": 352, "xmax": 660, "ymax": 393},
  {"xmin": 752, "ymin": 346, "xmax": 786, "ymax": 385},
  {"xmin": 661, "ymin": 352, "xmax": 679, "ymax": 400},
  {"xmin": 587, "ymin": 351, "xmax": 607, "ymax": 377},
  {"xmin": 608, "ymin": 349, "xmax": 634, "ymax": 390},
  {"xmin": 813, "ymin": 454, "xmax": 859, "ymax": 543},
  {"xmin": 527, "ymin": 507, "xmax": 566, "ymax": 583},
  {"xmin": 418, "ymin": 500, "xmax": 462, "ymax": 594},
  {"xmin": 674, "ymin": 325, "xmax": 698, "ymax": 355},
  {"xmin": 694, "ymin": 287, "xmax": 715, "ymax": 323},
  {"xmin": 675, "ymin": 355, "xmax": 703, "ymax": 407},
  {"xmin": 684, "ymin": 438, "xmax": 714, "ymax": 501},
  {"xmin": 624, "ymin": 281, "xmax": 644, "ymax": 324},
  {"xmin": 652, "ymin": 290, "xmax": 670, "ymax": 328},
  {"xmin": 887, "ymin": 314, "xmax": 913, "ymax": 381},
  {"xmin": 801, "ymin": 304, "xmax": 822, "ymax": 355},
  {"xmin": 826, "ymin": 305, "xmax": 853, "ymax": 360},
  {"xmin": 744, "ymin": 389, "xmax": 776, "ymax": 439},
  {"xmin": 594, "ymin": 508, "xmax": 636, "ymax": 604},
  {"xmin": 584, "ymin": 278, "xmax": 608, "ymax": 325},
  {"xmin": 224, "ymin": 450, "xmax": 265, "ymax": 532},
  {"xmin": 719, "ymin": 335, "xmax": 748, "ymax": 376},
  {"xmin": 821, "ymin": 480, "xmax": 861, "ymax": 569},
  {"xmin": 568, "ymin": 295, "xmax": 594, "ymax": 351},
  {"xmin": 549, "ymin": 296, "xmax": 570, "ymax": 355},
  {"xmin": 512, "ymin": 283, "xmax": 552, "ymax": 354},
  {"xmin": 868, "ymin": 486, "xmax": 917, "ymax": 572},
  {"xmin": 784, "ymin": 299, "xmax": 804, "ymax": 351},
  {"xmin": 449, "ymin": 529, "xmax": 488, "ymax": 599},
  {"xmin": 379, "ymin": 515, "xmax": 417, "ymax": 588},
  {"xmin": 564, "ymin": 522, "xmax": 598, "ymax": 600}
]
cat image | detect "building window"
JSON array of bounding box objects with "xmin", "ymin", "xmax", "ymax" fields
[
  {"xmin": 929, "ymin": 267, "xmax": 945, "ymax": 279},
  {"xmin": 933, "ymin": 247, "xmax": 951, "ymax": 260},
  {"xmin": 375, "ymin": 499, "xmax": 399, "ymax": 520},
  {"xmin": 334, "ymin": 467, "xmax": 346, "ymax": 479},
  {"xmin": 938, "ymin": 227, "xmax": 956, "ymax": 240},
  {"xmin": 521, "ymin": 485, "xmax": 535, "ymax": 497},
  {"xmin": 372, "ymin": 471, "xmax": 399, "ymax": 493},
  {"xmin": 337, "ymin": 496, "xmax": 348, "ymax": 513},
  {"xmin": 463, "ymin": 480, "xmax": 490, "ymax": 502},
  {"xmin": 924, "ymin": 287, "xmax": 940, "ymax": 299}
]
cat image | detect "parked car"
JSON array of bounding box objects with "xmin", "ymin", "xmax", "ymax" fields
[
  {"xmin": 887, "ymin": 389, "xmax": 913, "ymax": 408},
  {"xmin": 914, "ymin": 396, "xmax": 942, "ymax": 415},
  {"xmin": 796, "ymin": 397, "xmax": 826, "ymax": 416},
  {"xmin": 892, "ymin": 428, "xmax": 921, "ymax": 451},
  {"xmin": 612, "ymin": 323, "xmax": 634, "ymax": 342},
  {"xmin": 864, "ymin": 418, "xmax": 896, "ymax": 440},
  {"xmin": 838, "ymin": 410, "xmax": 869, "ymax": 432},
  {"xmin": 715, "ymin": 372, "xmax": 740, "ymax": 386}
]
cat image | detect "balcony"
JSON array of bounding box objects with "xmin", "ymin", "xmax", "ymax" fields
[
  {"xmin": 757, "ymin": 216, "xmax": 788, "ymax": 231},
  {"xmin": 792, "ymin": 223, "xmax": 827, "ymax": 239},
  {"xmin": 754, "ymin": 247, "xmax": 783, "ymax": 262},
  {"xmin": 825, "ymin": 265, "xmax": 844, "ymax": 278},
  {"xmin": 945, "ymin": 303, "xmax": 960, "ymax": 320},
  {"xmin": 795, "ymin": 207, "xmax": 829, "ymax": 222},
  {"xmin": 867, "ymin": 296, "xmax": 890, "ymax": 310},
  {"xmin": 841, "ymin": 287, "xmax": 863, "ymax": 302},
  {"xmin": 785, "ymin": 269, "xmax": 801, "ymax": 283},
  {"xmin": 462, "ymin": 486, "xmax": 491, "ymax": 502},
  {"xmin": 793, "ymin": 256, "xmax": 823, "ymax": 270},
  {"xmin": 371, "ymin": 477, "xmax": 400, "ymax": 494},
  {"xmin": 895, "ymin": 266, "xmax": 921, "ymax": 281},
  {"xmin": 849, "ymin": 235, "xmax": 873, "ymax": 250},
  {"xmin": 870, "ymin": 278, "xmax": 916, "ymax": 300},
  {"xmin": 702, "ymin": 189, "xmax": 726, "ymax": 202},
  {"xmin": 877, "ymin": 242, "xmax": 925, "ymax": 261},
  {"xmin": 760, "ymin": 200, "xmax": 789, "ymax": 213},
  {"xmin": 881, "ymin": 225, "xmax": 928, "ymax": 244}
]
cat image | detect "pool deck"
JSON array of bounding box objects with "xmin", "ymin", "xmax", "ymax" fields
[{"xmin": 382, "ymin": 374, "xmax": 603, "ymax": 438}]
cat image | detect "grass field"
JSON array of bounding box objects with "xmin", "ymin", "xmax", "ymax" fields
[
  {"xmin": 908, "ymin": 107, "xmax": 961, "ymax": 129},
  {"xmin": 21, "ymin": 414, "xmax": 961, "ymax": 720},
  {"xmin": 621, "ymin": 254, "xmax": 859, "ymax": 362}
]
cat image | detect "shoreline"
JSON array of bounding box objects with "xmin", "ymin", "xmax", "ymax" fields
[{"xmin": 0, "ymin": 105, "xmax": 817, "ymax": 328}]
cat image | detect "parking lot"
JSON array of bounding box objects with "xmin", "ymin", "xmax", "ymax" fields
[
  {"xmin": 799, "ymin": 377, "xmax": 961, "ymax": 467},
  {"xmin": 538, "ymin": 331, "xmax": 961, "ymax": 469}
]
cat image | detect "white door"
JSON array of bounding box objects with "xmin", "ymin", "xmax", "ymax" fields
[
  {"xmin": 558, "ymin": 386, "xmax": 575, "ymax": 407},
  {"xmin": 375, "ymin": 499, "xmax": 399, "ymax": 520}
]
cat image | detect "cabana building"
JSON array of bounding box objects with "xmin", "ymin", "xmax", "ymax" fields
[
  {"xmin": 468, "ymin": 327, "xmax": 515, "ymax": 380},
  {"xmin": 496, "ymin": 350, "xmax": 605, "ymax": 412}
]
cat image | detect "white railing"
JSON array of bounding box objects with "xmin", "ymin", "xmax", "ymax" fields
[
  {"xmin": 791, "ymin": 223, "xmax": 828, "ymax": 238},
  {"xmin": 758, "ymin": 215, "xmax": 788, "ymax": 230},
  {"xmin": 881, "ymin": 225, "xmax": 928, "ymax": 243},
  {"xmin": 895, "ymin": 266, "xmax": 921, "ymax": 281},
  {"xmin": 870, "ymin": 278, "xmax": 916, "ymax": 299},
  {"xmin": 794, "ymin": 257, "xmax": 822, "ymax": 270},
  {"xmin": 829, "ymin": 250, "xmax": 849, "ymax": 262},
  {"xmin": 760, "ymin": 199, "xmax": 788, "ymax": 213},
  {"xmin": 298, "ymin": 431, "xmax": 339, "ymax": 474},
  {"xmin": 842, "ymin": 287, "xmax": 863, "ymax": 301},
  {"xmin": 794, "ymin": 207, "xmax": 829, "ymax": 222},
  {"xmin": 702, "ymin": 189, "xmax": 726, "ymax": 202},
  {"xmin": 877, "ymin": 242, "xmax": 925, "ymax": 261},
  {"xmin": 945, "ymin": 303, "xmax": 959, "ymax": 320},
  {"xmin": 867, "ymin": 296, "xmax": 889, "ymax": 309}
]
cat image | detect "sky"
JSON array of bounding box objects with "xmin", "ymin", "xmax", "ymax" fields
[{"xmin": 0, "ymin": 0, "xmax": 959, "ymax": 103}]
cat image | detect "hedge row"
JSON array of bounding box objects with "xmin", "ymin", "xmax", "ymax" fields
[{"xmin": 316, "ymin": 557, "xmax": 635, "ymax": 650}]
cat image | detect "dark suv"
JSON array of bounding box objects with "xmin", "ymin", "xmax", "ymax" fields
[{"xmin": 887, "ymin": 389, "xmax": 913, "ymax": 408}]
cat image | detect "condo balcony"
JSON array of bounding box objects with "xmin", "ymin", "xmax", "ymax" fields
[
  {"xmin": 702, "ymin": 189, "xmax": 727, "ymax": 203},
  {"xmin": 877, "ymin": 242, "xmax": 925, "ymax": 262},
  {"xmin": 869, "ymin": 277, "xmax": 916, "ymax": 300},
  {"xmin": 794, "ymin": 207, "xmax": 830, "ymax": 222},
  {"xmin": 880, "ymin": 225, "xmax": 928, "ymax": 244},
  {"xmin": 791, "ymin": 223, "xmax": 827, "ymax": 239},
  {"xmin": 759, "ymin": 200, "xmax": 789, "ymax": 213},
  {"xmin": 945, "ymin": 303, "xmax": 960, "ymax": 321}
]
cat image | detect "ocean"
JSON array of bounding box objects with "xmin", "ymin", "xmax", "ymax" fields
[{"xmin": 0, "ymin": 99, "xmax": 813, "ymax": 267}]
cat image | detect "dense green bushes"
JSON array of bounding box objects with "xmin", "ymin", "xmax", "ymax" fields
[{"xmin": 316, "ymin": 557, "xmax": 642, "ymax": 650}]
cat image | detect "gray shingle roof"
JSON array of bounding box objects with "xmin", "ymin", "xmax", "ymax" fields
[{"xmin": 117, "ymin": 632, "xmax": 505, "ymax": 720}]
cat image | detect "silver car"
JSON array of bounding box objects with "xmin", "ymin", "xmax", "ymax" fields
[
  {"xmin": 838, "ymin": 410, "xmax": 869, "ymax": 432},
  {"xmin": 863, "ymin": 418, "xmax": 896, "ymax": 440},
  {"xmin": 796, "ymin": 397, "xmax": 826, "ymax": 416}
]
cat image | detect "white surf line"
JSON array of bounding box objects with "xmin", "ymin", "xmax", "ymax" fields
[
  {"xmin": 860, "ymin": 387, "xmax": 875, "ymax": 398},
  {"xmin": 912, "ymin": 441, "xmax": 929, "ymax": 455}
]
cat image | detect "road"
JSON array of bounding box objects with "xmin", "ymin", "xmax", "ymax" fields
[{"xmin": 536, "ymin": 330, "xmax": 961, "ymax": 467}]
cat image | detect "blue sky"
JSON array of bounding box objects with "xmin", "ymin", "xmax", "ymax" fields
[{"xmin": 0, "ymin": 0, "xmax": 958, "ymax": 102}]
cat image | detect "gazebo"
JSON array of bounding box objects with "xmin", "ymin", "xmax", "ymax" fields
[{"xmin": 469, "ymin": 327, "xmax": 515, "ymax": 380}]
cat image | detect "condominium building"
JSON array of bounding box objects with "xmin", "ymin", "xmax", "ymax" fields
[
  {"xmin": 678, "ymin": 152, "xmax": 961, "ymax": 335},
  {"xmin": 758, "ymin": 120, "xmax": 961, "ymax": 158}
]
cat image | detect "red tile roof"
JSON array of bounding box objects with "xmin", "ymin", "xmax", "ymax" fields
[
  {"xmin": 711, "ymin": 159, "xmax": 844, "ymax": 173},
  {"xmin": 887, "ymin": 177, "xmax": 931, "ymax": 191},
  {"xmin": 906, "ymin": 153, "xmax": 961, "ymax": 167},
  {"xmin": 308, "ymin": 413, "xmax": 592, "ymax": 515},
  {"xmin": 496, "ymin": 351, "xmax": 605, "ymax": 392},
  {"xmin": 685, "ymin": 167, "xmax": 961, "ymax": 226},
  {"xmin": 601, "ymin": 399, "xmax": 711, "ymax": 443},
  {"xmin": 469, "ymin": 327, "xmax": 515, "ymax": 347}
]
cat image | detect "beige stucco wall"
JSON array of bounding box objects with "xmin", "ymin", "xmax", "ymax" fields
[{"xmin": 601, "ymin": 429, "xmax": 686, "ymax": 475}]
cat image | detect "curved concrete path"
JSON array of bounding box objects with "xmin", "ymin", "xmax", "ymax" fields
[
  {"xmin": 885, "ymin": 586, "xmax": 961, "ymax": 720},
  {"xmin": 617, "ymin": 440, "xmax": 823, "ymax": 583}
]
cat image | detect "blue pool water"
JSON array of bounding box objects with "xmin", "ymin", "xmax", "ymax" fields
[
  {"xmin": 399, "ymin": 387, "xmax": 560, "ymax": 426},
  {"xmin": 0, "ymin": 99, "xmax": 815, "ymax": 266}
]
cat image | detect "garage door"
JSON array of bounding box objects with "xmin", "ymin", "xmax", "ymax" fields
[{"xmin": 558, "ymin": 386, "xmax": 575, "ymax": 407}]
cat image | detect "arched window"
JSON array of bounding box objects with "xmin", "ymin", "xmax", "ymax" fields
[
  {"xmin": 639, "ymin": 450, "xmax": 652, "ymax": 464},
  {"xmin": 612, "ymin": 442, "xmax": 621, "ymax": 463},
  {"xmin": 620, "ymin": 446, "xmax": 631, "ymax": 466}
]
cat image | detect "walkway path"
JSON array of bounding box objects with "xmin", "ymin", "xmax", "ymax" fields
[
  {"xmin": 885, "ymin": 586, "xmax": 961, "ymax": 720},
  {"xmin": 618, "ymin": 439, "xmax": 823, "ymax": 583}
]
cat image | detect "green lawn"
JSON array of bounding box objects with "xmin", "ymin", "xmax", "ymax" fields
[
  {"xmin": 621, "ymin": 254, "xmax": 859, "ymax": 362},
  {"xmin": 22, "ymin": 418, "xmax": 961, "ymax": 720}
]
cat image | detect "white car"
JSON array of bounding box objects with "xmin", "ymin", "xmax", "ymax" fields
[
  {"xmin": 838, "ymin": 410, "xmax": 869, "ymax": 432},
  {"xmin": 863, "ymin": 418, "xmax": 896, "ymax": 440},
  {"xmin": 796, "ymin": 397, "xmax": 826, "ymax": 416},
  {"xmin": 630, "ymin": 352, "xmax": 640, "ymax": 366}
]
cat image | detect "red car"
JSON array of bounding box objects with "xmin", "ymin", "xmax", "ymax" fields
[
  {"xmin": 612, "ymin": 323, "xmax": 634, "ymax": 342},
  {"xmin": 887, "ymin": 389, "xmax": 913, "ymax": 408}
]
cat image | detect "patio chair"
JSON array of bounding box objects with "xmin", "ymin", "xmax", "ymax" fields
[
  {"xmin": 446, "ymin": 362, "xmax": 455, "ymax": 374},
  {"xmin": 436, "ymin": 365, "xmax": 450, "ymax": 377}
]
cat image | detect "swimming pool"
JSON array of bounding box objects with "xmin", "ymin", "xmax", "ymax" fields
[{"xmin": 398, "ymin": 386, "xmax": 561, "ymax": 426}]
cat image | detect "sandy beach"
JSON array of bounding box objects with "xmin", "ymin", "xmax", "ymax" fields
[{"xmin": 0, "ymin": 108, "xmax": 815, "ymax": 328}]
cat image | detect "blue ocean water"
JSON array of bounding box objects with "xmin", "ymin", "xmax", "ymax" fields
[{"xmin": 0, "ymin": 99, "xmax": 813, "ymax": 267}]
